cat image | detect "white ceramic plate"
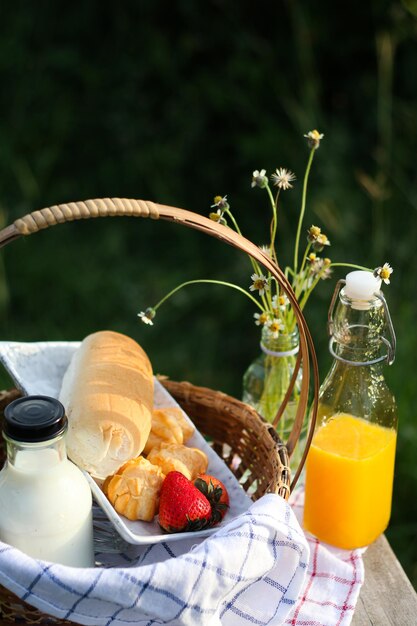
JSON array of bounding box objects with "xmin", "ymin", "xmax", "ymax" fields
[{"xmin": 0, "ymin": 340, "xmax": 251, "ymax": 545}]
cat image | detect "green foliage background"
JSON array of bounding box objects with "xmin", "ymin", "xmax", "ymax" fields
[{"xmin": 0, "ymin": 0, "xmax": 416, "ymax": 586}]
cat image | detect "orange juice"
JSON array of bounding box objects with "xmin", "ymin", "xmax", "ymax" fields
[{"xmin": 303, "ymin": 413, "xmax": 397, "ymax": 549}]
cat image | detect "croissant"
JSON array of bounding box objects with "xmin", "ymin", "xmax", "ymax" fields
[
  {"xmin": 163, "ymin": 406, "xmax": 195, "ymax": 442},
  {"xmin": 103, "ymin": 456, "xmax": 165, "ymax": 522},
  {"xmin": 143, "ymin": 406, "xmax": 195, "ymax": 455},
  {"xmin": 147, "ymin": 443, "xmax": 208, "ymax": 480}
]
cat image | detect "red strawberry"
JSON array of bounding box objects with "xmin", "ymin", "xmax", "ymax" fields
[
  {"xmin": 158, "ymin": 471, "xmax": 212, "ymax": 533},
  {"xmin": 194, "ymin": 474, "xmax": 230, "ymax": 526}
]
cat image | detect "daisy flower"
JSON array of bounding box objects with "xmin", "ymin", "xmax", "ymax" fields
[
  {"xmin": 272, "ymin": 294, "xmax": 290, "ymax": 310},
  {"xmin": 307, "ymin": 225, "xmax": 322, "ymax": 243},
  {"xmin": 270, "ymin": 168, "xmax": 296, "ymax": 190},
  {"xmin": 254, "ymin": 311, "xmax": 269, "ymax": 326},
  {"xmin": 251, "ymin": 169, "xmax": 268, "ymax": 189},
  {"xmin": 310, "ymin": 258, "xmax": 333, "ymax": 280},
  {"xmin": 304, "ymin": 129, "xmax": 324, "ymax": 149},
  {"xmin": 258, "ymin": 244, "xmax": 272, "ymax": 258},
  {"xmin": 138, "ymin": 308, "xmax": 156, "ymax": 325},
  {"xmin": 315, "ymin": 233, "xmax": 331, "ymax": 249},
  {"xmin": 374, "ymin": 262, "xmax": 393, "ymax": 285},
  {"xmin": 267, "ymin": 317, "xmax": 285, "ymax": 338},
  {"xmin": 209, "ymin": 209, "xmax": 227, "ymax": 226},
  {"xmin": 249, "ymin": 273, "xmax": 270, "ymax": 296},
  {"xmin": 210, "ymin": 195, "xmax": 229, "ymax": 210}
]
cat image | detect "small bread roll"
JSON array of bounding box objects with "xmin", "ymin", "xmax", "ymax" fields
[
  {"xmin": 160, "ymin": 406, "xmax": 195, "ymax": 443},
  {"xmin": 143, "ymin": 406, "xmax": 195, "ymax": 455},
  {"xmin": 103, "ymin": 456, "xmax": 165, "ymax": 522},
  {"xmin": 147, "ymin": 443, "xmax": 208, "ymax": 480},
  {"xmin": 143, "ymin": 408, "xmax": 184, "ymax": 455}
]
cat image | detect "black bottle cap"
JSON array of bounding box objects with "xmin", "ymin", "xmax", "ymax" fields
[{"xmin": 3, "ymin": 395, "xmax": 68, "ymax": 442}]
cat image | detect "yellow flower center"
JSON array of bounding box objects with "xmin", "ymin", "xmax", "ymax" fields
[
  {"xmin": 309, "ymin": 225, "xmax": 321, "ymax": 238},
  {"xmin": 317, "ymin": 234, "xmax": 329, "ymax": 245},
  {"xmin": 269, "ymin": 322, "xmax": 281, "ymax": 332}
]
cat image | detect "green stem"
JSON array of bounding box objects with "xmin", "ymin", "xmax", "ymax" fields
[
  {"xmin": 224, "ymin": 207, "xmax": 263, "ymax": 277},
  {"xmin": 293, "ymin": 148, "xmax": 315, "ymax": 274},
  {"xmin": 296, "ymin": 274, "xmax": 323, "ymax": 314},
  {"xmin": 298, "ymin": 242, "xmax": 312, "ymax": 277},
  {"xmin": 266, "ymin": 184, "xmax": 279, "ymax": 260},
  {"xmin": 151, "ymin": 278, "xmax": 266, "ymax": 313},
  {"xmin": 293, "ymin": 242, "xmax": 312, "ymax": 297},
  {"xmin": 330, "ymin": 262, "xmax": 372, "ymax": 271},
  {"xmin": 224, "ymin": 208, "xmax": 243, "ymax": 236},
  {"xmin": 258, "ymin": 285, "xmax": 271, "ymax": 312}
]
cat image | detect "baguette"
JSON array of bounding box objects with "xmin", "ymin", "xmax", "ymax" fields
[{"xmin": 59, "ymin": 330, "xmax": 153, "ymax": 479}]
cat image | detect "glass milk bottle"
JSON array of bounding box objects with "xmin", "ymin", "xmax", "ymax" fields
[
  {"xmin": 0, "ymin": 395, "xmax": 95, "ymax": 567},
  {"xmin": 303, "ymin": 270, "xmax": 397, "ymax": 549}
]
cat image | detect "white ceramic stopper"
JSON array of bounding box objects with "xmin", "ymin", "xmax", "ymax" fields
[{"xmin": 344, "ymin": 270, "xmax": 382, "ymax": 309}]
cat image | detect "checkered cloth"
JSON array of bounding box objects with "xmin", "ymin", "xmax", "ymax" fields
[
  {"xmin": 287, "ymin": 488, "xmax": 365, "ymax": 626},
  {"xmin": 0, "ymin": 487, "xmax": 365, "ymax": 626},
  {"xmin": 0, "ymin": 486, "xmax": 366, "ymax": 626},
  {"xmin": 0, "ymin": 493, "xmax": 310, "ymax": 626}
]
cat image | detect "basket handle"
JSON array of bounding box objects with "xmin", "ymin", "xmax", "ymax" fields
[{"xmin": 0, "ymin": 197, "xmax": 318, "ymax": 487}]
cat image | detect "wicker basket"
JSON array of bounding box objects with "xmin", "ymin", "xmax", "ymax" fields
[{"xmin": 0, "ymin": 198, "xmax": 319, "ymax": 624}]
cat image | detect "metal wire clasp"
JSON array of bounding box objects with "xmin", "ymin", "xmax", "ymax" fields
[
  {"xmin": 327, "ymin": 279, "xmax": 346, "ymax": 338},
  {"xmin": 377, "ymin": 291, "xmax": 396, "ymax": 365},
  {"xmin": 327, "ymin": 279, "xmax": 396, "ymax": 366}
]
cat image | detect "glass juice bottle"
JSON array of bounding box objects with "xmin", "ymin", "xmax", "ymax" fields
[{"xmin": 303, "ymin": 270, "xmax": 397, "ymax": 549}]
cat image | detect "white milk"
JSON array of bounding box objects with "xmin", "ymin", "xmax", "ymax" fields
[{"xmin": 0, "ymin": 447, "xmax": 95, "ymax": 567}]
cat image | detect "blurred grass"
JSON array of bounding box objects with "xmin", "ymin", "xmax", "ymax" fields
[{"xmin": 0, "ymin": 0, "xmax": 416, "ymax": 587}]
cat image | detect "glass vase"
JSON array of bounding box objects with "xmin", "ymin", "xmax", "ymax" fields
[{"xmin": 242, "ymin": 326, "xmax": 306, "ymax": 473}]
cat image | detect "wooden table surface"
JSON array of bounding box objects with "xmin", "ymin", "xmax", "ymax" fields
[{"xmin": 352, "ymin": 534, "xmax": 417, "ymax": 625}]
